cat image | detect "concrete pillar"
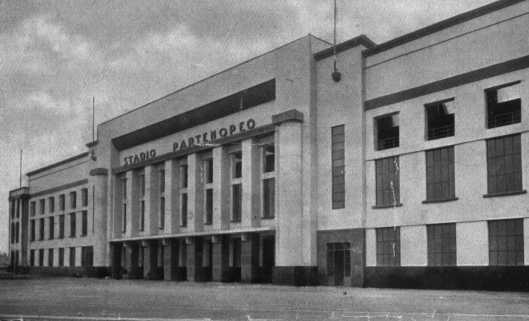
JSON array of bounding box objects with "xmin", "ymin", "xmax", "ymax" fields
[
  {"xmin": 110, "ymin": 242, "xmax": 122, "ymax": 278},
  {"xmin": 185, "ymin": 237, "xmax": 196, "ymax": 281},
  {"xmin": 144, "ymin": 166, "xmax": 159, "ymax": 235},
  {"xmin": 212, "ymin": 146, "xmax": 230, "ymax": 230},
  {"xmin": 365, "ymin": 229, "xmax": 376, "ymax": 266},
  {"xmin": 241, "ymin": 233, "xmax": 259, "ymax": 283},
  {"xmin": 125, "ymin": 171, "xmax": 138, "ymax": 238},
  {"xmin": 241, "ymin": 139, "xmax": 260, "ymax": 228},
  {"xmin": 187, "ymin": 154, "xmax": 203, "ymax": 232},
  {"xmin": 90, "ymin": 168, "xmax": 108, "ymax": 267},
  {"xmin": 163, "ymin": 239, "xmax": 179, "ymax": 281},
  {"xmin": 124, "ymin": 242, "xmax": 140, "ymax": 278},
  {"xmin": 142, "ymin": 240, "xmax": 158, "ymax": 279},
  {"xmin": 165, "ymin": 160, "xmax": 180, "ymax": 234},
  {"xmin": 212, "ymin": 235, "xmax": 229, "ymax": 282}
]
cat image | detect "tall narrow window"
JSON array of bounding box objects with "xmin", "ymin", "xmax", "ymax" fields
[
  {"xmin": 139, "ymin": 201, "xmax": 145, "ymax": 232},
  {"xmin": 69, "ymin": 247, "xmax": 75, "ymax": 267},
  {"xmin": 70, "ymin": 191, "xmax": 77, "ymax": 209},
  {"xmin": 426, "ymin": 99, "xmax": 455, "ymax": 140},
  {"xmin": 331, "ymin": 125, "xmax": 345, "ymax": 209},
  {"xmin": 262, "ymin": 178, "xmax": 275, "ymax": 219},
  {"xmin": 40, "ymin": 199, "xmax": 45, "ymax": 215},
  {"xmin": 15, "ymin": 222, "xmax": 19, "ymax": 243},
  {"xmin": 70, "ymin": 213, "xmax": 76, "ymax": 237},
  {"xmin": 376, "ymin": 227, "xmax": 400, "ymax": 266},
  {"xmin": 181, "ymin": 193, "xmax": 188, "ymax": 227},
  {"xmin": 30, "ymin": 250, "xmax": 35, "ymax": 266},
  {"xmin": 30, "ymin": 201, "xmax": 36, "ymax": 216},
  {"xmin": 486, "ymin": 82, "xmax": 521, "ymax": 129},
  {"xmin": 375, "ymin": 157, "xmax": 400, "ymax": 207},
  {"xmin": 48, "ymin": 216, "xmax": 54, "ymax": 240},
  {"xmin": 486, "ymin": 134, "xmax": 523, "ymax": 195},
  {"xmin": 427, "ymin": 223, "xmax": 456, "ymax": 266},
  {"xmin": 48, "ymin": 197, "xmax": 55, "ymax": 213},
  {"xmin": 30, "ymin": 220, "xmax": 35, "ymax": 242},
  {"xmin": 263, "ymin": 145, "xmax": 275, "ymax": 173},
  {"xmin": 232, "ymin": 239, "xmax": 241, "ymax": 267},
  {"xmin": 81, "ymin": 188, "xmax": 88, "ymax": 207},
  {"xmin": 59, "ymin": 194, "xmax": 65, "ymax": 211},
  {"xmin": 203, "ymin": 158, "xmax": 213, "ymax": 183},
  {"xmin": 59, "ymin": 215, "xmax": 65, "ymax": 239},
  {"xmin": 232, "ymin": 184, "xmax": 242, "ymax": 222},
  {"xmin": 205, "ymin": 189, "xmax": 213, "ymax": 225},
  {"xmin": 425, "ymin": 146, "xmax": 455, "ymax": 202},
  {"xmin": 39, "ymin": 249, "xmax": 44, "ymax": 266},
  {"xmin": 39, "ymin": 218, "xmax": 45, "ymax": 240},
  {"xmin": 489, "ymin": 219, "xmax": 524, "ymax": 266},
  {"xmin": 48, "ymin": 249, "xmax": 54, "ymax": 267},
  {"xmin": 180, "ymin": 165, "xmax": 188, "ymax": 188},
  {"xmin": 81, "ymin": 211, "xmax": 88, "ymax": 236},
  {"xmin": 81, "ymin": 246, "xmax": 94, "ymax": 267},
  {"xmin": 159, "ymin": 197, "xmax": 165, "ymax": 230},
  {"xmin": 59, "ymin": 248, "xmax": 64, "ymax": 267},
  {"xmin": 232, "ymin": 152, "xmax": 242, "ymax": 178},
  {"xmin": 159, "ymin": 168, "xmax": 165, "ymax": 193},
  {"xmin": 376, "ymin": 113, "xmax": 399, "ymax": 150},
  {"xmin": 139, "ymin": 172, "xmax": 145, "ymax": 232},
  {"xmin": 120, "ymin": 175, "xmax": 127, "ymax": 233}
]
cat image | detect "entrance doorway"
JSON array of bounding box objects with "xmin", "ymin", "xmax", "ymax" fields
[
  {"xmin": 261, "ymin": 236, "xmax": 275, "ymax": 282},
  {"xmin": 326, "ymin": 242, "xmax": 351, "ymax": 286}
]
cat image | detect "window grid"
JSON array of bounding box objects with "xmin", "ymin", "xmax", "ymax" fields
[
  {"xmin": 488, "ymin": 219, "xmax": 524, "ymax": 266},
  {"xmin": 232, "ymin": 184, "xmax": 242, "ymax": 222},
  {"xmin": 427, "ymin": 223, "xmax": 456, "ymax": 266},
  {"xmin": 376, "ymin": 227, "xmax": 400, "ymax": 266},
  {"xmin": 487, "ymin": 134, "xmax": 523, "ymax": 194},
  {"xmin": 262, "ymin": 178, "xmax": 275, "ymax": 219},
  {"xmin": 426, "ymin": 146, "xmax": 455, "ymax": 201},
  {"xmin": 375, "ymin": 157, "xmax": 400, "ymax": 207},
  {"xmin": 331, "ymin": 125, "xmax": 345, "ymax": 209}
]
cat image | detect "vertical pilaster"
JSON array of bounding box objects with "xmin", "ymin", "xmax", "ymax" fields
[
  {"xmin": 163, "ymin": 239, "xmax": 178, "ymax": 281},
  {"xmin": 241, "ymin": 139, "xmax": 260, "ymax": 228},
  {"xmin": 144, "ymin": 166, "xmax": 159, "ymax": 235},
  {"xmin": 213, "ymin": 146, "xmax": 229, "ymax": 230},
  {"xmin": 142, "ymin": 240, "xmax": 158, "ymax": 279},
  {"xmin": 241, "ymin": 233, "xmax": 259, "ymax": 283},
  {"xmin": 187, "ymin": 154, "xmax": 203, "ymax": 232},
  {"xmin": 124, "ymin": 242, "xmax": 140, "ymax": 278},
  {"xmin": 90, "ymin": 169, "xmax": 108, "ymax": 267},
  {"xmin": 185, "ymin": 237, "xmax": 196, "ymax": 281},
  {"xmin": 165, "ymin": 160, "xmax": 179, "ymax": 234},
  {"xmin": 212, "ymin": 235, "xmax": 228, "ymax": 281},
  {"xmin": 125, "ymin": 171, "xmax": 138, "ymax": 237}
]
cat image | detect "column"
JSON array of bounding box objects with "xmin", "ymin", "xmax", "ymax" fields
[
  {"xmin": 187, "ymin": 154, "xmax": 203, "ymax": 232},
  {"xmin": 144, "ymin": 166, "xmax": 159, "ymax": 235},
  {"xmin": 142, "ymin": 240, "xmax": 158, "ymax": 279},
  {"xmin": 125, "ymin": 171, "xmax": 138, "ymax": 238},
  {"xmin": 185, "ymin": 237, "xmax": 196, "ymax": 281},
  {"xmin": 163, "ymin": 239, "xmax": 179, "ymax": 281},
  {"xmin": 165, "ymin": 160, "xmax": 180, "ymax": 234},
  {"xmin": 212, "ymin": 146, "xmax": 229, "ymax": 230},
  {"xmin": 110, "ymin": 242, "xmax": 122, "ymax": 279},
  {"xmin": 89, "ymin": 168, "xmax": 108, "ymax": 267},
  {"xmin": 241, "ymin": 139, "xmax": 260, "ymax": 228},
  {"xmin": 241, "ymin": 233, "xmax": 259, "ymax": 283},
  {"xmin": 124, "ymin": 242, "xmax": 140, "ymax": 279},
  {"xmin": 212, "ymin": 235, "xmax": 229, "ymax": 282}
]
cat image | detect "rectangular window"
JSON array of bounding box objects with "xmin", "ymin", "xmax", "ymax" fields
[
  {"xmin": 159, "ymin": 168, "xmax": 166, "ymax": 193},
  {"xmin": 375, "ymin": 157, "xmax": 400, "ymax": 207},
  {"xmin": 59, "ymin": 215, "xmax": 65, "ymax": 239},
  {"xmin": 48, "ymin": 249, "xmax": 53, "ymax": 267},
  {"xmin": 70, "ymin": 191, "xmax": 77, "ymax": 209},
  {"xmin": 120, "ymin": 175, "xmax": 127, "ymax": 233},
  {"xmin": 10, "ymin": 223, "xmax": 14, "ymax": 244},
  {"xmin": 48, "ymin": 216, "xmax": 54, "ymax": 240},
  {"xmin": 10, "ymin": 201, "xmax": 15, "ymax": 219},
  {"xmin": 59, "ymin": 248, "xmax": 64, "ymax": 267},
  {"xmin": 138, "ymin": 173, "xmax": 145, "ymax": 197},
  {"xmin": 232, "ymin": 184, "xmax": 242, "ymax": 222},
  {"xmin": 262, "ymin": 178, "xmax": 275, "ymax": 219},
  {"xmin": 30, "ymin": 220, "xmax": 35, "ymax": 242},
  {"xmin": 425, "ymin": 146, "xmax": 455, "ymax": 201},
  {"xmin": 30, "ymin": 250, "xmax": 35, "ymax": 266},
  {"xmin": 81, "ymin": 211, "xmax": 88, "ymax": 236},
  {"xmin": 82, "ymin": 188, "xmax": 88, "ymax": 207},
  {"xmin": 30, "ymin": 201, "xmax": 36, "ymax": 216},
  {"xmin": 232, "ymin": 151, "xmax": 242, "ymax": 178},
  {"xmin": 376, "ymin": 227, "xmax": 400, "ymax": 266},
  {"xmin": 489, "ymin": 219, "xmax": 524, "ymax": 266},
  {"xmin": 487, "ymin": 134, "xmax": 523, "ymax": 195},
  {"xmin": 39, "ymin": 249, "xmax": 44, "ymax": 266},
  {"xmin": 180, "ymin": 165, "xmax": 188, "ymax": 188},
  {"xmin": 139, "ymin": 201, "xmax": 145, "ymax": 232},
  {"xmin": 69, "ymin": 247, "xmax": 75, "ymax": 267},
  {"xmin": 59, "ymin": 194, "xmax": 65, "ymax": 211},
  {"xmin": 331, "ymin": 125, "xmax": 345, "ymax": 209},
  {"xmin": 159, "ymin": 197, "xmax": 165, "ymax": 230},
  {"xmin": 122, "ymin": 204, "xmax": 127, "ymax": 233},
  {"xmin": 486, "ymin": 82, "xmax": 521, "ymax": 129},
  {"xmin": 427, "ymin": 223, "xmax": 456, "ymax": 266},
  {"xmin": 70, "ymin": 213, "xmax": 76, "ymax": 237},
  {"xmin": 48, "ymin": 197, "xmax": 55, "ymax": 213},
  {"xmin": 426, "ymin": 99, "xmax": 455, "ymax": 140},
  {"xmin": 81, "ymin": 246, "xmax": 94, "ymax": 267},
  {"xmin": 376, "ymin": 113, "xmax": 399, "ymax": 150},
  {"xmin": 40, "ymin": 199, "xmax": 45, "ymax": 215},
  {"xmin": 181, "ymin": 193, "xmax": 188, "ymax": 227},
  {"xmin": 326, "ymin": 243, "xmax": 352, "ymax": 277},
  {"xmin": 205, "ymin": 189, "xmax": 213, "ymax": 225},
  {"xmin": 204, "ymin": 158, "xmax": 213, "ymax": 184},
  {"xmin": 15, "ymin": 222, "xmax": 19, "ymax": 243},
  {"xmin": 232, "ymin": 239, "xmax": 241, "ymax": 267},
  {"xmin": 263, "ymin": 145, "xmax": 275, "ymax": 173},
  {"xmin": 39, "ymin": 218, "xmax": 45, "ymax": 240}
]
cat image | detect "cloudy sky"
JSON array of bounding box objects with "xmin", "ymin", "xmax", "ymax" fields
[{"xmin": 0, "ymin": 0, "xmax": 493, "ymax": 253}]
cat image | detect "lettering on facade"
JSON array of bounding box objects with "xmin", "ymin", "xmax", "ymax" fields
[{"xmin": 122, "ymin": 118, "xmax": 256, "ymax": 166}]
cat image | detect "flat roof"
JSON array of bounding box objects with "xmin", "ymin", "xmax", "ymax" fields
[{"xmin": 26, "ymin": 152, "xmax": 89, "ymax": 177}]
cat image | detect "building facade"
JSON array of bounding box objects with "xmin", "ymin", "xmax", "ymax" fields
[{"xmin": 8, "ymin": 0, "xmax": 529, "ymax": 290}]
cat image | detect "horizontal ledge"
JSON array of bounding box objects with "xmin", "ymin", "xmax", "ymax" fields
[
  {"xmin": 483, "ymin": 190, "xmax": 527, "ymax": 198},
  {"xmin": 422, "ymin": 197, "xmax": 459, "ymax": 204},
  {"xmin": 372, "ymin": 203, "xmax": 403, "ymax": 209}
]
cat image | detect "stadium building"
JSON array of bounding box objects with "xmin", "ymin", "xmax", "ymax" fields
[{"xmin": 8, "ymin": 0, "xmax": 529, "ymax": 289}]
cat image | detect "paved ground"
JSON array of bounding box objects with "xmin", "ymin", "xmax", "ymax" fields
[{"xmin": 0, "ymin": 278, "xmax": 529, "ymax": 321}]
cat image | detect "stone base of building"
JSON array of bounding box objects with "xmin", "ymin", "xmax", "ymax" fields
[
  {"xmin": 27, "ymin": 266, "xmax": 109, "ymax": 278},
  {"xmin": 272, "ymin": 266, "xmax": 318, "ymax": 286},
  {"xmin": 365, "ymin": 266, "xmax": 529, "ymax": 291}
]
